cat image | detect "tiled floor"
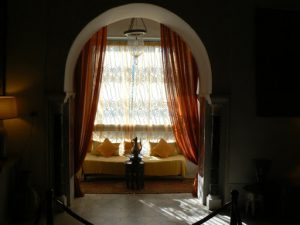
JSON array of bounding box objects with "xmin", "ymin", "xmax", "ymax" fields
[
  {"xmin": 53, "ymin": 193, "xmax": 233, "ymax": 225},
  {"xmin": 12, "ymin": 193, "xmax": 297, "ymax": 225}
]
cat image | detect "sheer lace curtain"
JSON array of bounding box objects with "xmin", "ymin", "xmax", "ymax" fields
[{"xmin": 93, "ymin": 41, "xmax": 174, "ymax": 155}]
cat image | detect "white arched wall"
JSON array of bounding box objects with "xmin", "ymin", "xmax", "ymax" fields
[{"xmin": 64, "ymin": 3, "xmax": 212, "ymax": 102}]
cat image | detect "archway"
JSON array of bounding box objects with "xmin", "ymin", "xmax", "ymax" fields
[
  {"xmin": 64, "ymin": 3, "xmax": 212, "ymax": 102},
  {"xmin": 63, "ymin": 3, "xmax": 212, "ymax": 201}
]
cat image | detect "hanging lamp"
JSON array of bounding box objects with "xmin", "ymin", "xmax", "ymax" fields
[{"xmin": 124, "ymin": 18, "xmax": 147, "ymax": 58}]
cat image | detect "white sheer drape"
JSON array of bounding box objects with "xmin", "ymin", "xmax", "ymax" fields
[{"xmin": 93, "ymin": 41, "xmax": 174, "ymax": 155}]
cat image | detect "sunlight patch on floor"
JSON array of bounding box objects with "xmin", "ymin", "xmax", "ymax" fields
[{"xmin": 139, "ymin": 197, "xmax": 248, "ymax": 225}]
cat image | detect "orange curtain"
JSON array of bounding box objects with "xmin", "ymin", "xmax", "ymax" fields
[
  {"xmin": 73, "ymin": 27, "xmax": 107, "ymax": 197},
  {"xmin": 160, "ymin": 24, "xmax": 205, "ymax": 196}
]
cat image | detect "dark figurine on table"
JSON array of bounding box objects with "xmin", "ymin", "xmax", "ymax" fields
[{"xmin": 130, "ymin": 137, "xmax": 142, "ymax": 164}]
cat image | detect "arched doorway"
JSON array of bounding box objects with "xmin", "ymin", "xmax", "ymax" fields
[
  {"xmin": 63, "ymin": 3, "xmax": 212, "ymax": 201},
  {"xmin": 64, "ymin": 3, "xmax": 212, "ymax": 100}
]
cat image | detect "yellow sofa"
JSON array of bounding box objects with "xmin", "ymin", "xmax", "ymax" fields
[
  {"xmin": 82, "ymin": 153, "xmax": 186, "ymax": 179},
  {"xmin": 82, "ymin": 138, "xmax": 187, "ymax": 179}
]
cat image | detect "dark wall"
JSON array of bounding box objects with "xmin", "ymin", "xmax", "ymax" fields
[{"xmin": 255, "ymin": 7, "xmax": 300, "ymax": 117}]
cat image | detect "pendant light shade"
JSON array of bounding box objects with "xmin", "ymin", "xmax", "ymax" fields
[{"xmin": 124, "ymin": 18, "xmax": 147, "ymax": 58}]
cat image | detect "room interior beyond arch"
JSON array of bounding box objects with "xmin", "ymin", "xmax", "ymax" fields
[{"xmin": 63, "ymin": 3, "xmax": 213, "ymax": 202}]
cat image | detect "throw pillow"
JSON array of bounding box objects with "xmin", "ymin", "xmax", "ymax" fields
[
  {"xmin": 95, "ymin": 138, "xmax": 120, "ymax": 157},
  {"xmin": 111, "ymin": 143, "xmax": 120, "ymax": 156},
  {"xmin": 90, "ymin": 140, "xmax": 102, "ymax": 155},
  {"xmin": 124, "ymin": 141, "xmax": 133, "ymax": 155},
  {"xmin": 168, "ymin": 142, "xmax": 180, "ymax": 156},
  {"xmin": 151, "ymin": 138, "xmax": 175, "ymax": 158},
  {"xmin": 149, "ymin": 141, "xmax": 158, "ymax": 156}
]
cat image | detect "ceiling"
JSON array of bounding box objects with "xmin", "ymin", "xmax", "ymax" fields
[{"xmin": 107, "ymin": 18, "xmax": 160, "ymax": 38}]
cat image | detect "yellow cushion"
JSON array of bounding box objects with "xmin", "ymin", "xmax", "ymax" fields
[
  {"xmin": 124, "ymin": 141, "xmax": 133, "ymax": 155},
  {"xmin": 149, "ymin": 141, "xmax": 158, "ymax": 153},
  {"xmin": 90, "ymin": 140, "xmax": 102, "ymax": 155},
  {"xmin": 150, "ymin": 140, "xmax": 179, "ymax": 156},
  {"xmin": 95, "ymin": 138, "xmax": 120, "ymax": 157},
  {"xmin": 151, "ymin": 138, "xmax": 176, "ymax": 158},
  {"xmin": 167, "ymin": 142, "xmax": 181, "ymax": 156},
  {"xmin": 90, "ymin": 140, "xmax": 119, "ymax": 156}
]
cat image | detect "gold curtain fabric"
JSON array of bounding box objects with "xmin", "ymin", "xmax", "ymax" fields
[{"xmin": 73, "ymin": 27, "xmax": 107, "ymax": 197}]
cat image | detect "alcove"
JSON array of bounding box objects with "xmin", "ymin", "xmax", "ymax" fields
[{"xmin": 63, "ymin": 3, "xmax": 212, "ymax": 202}]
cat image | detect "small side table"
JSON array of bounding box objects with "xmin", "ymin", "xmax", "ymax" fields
[
  {"xmin": 245, "ymin": 191, "xmax": 264, "ymax": 216},
  {"xmin": 125, "ymin": 160, "xmax": 144, "ymax": 189},
  {"xmin": 244, "ymin": 184, "xmax": 264, "ymax": 216}
]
